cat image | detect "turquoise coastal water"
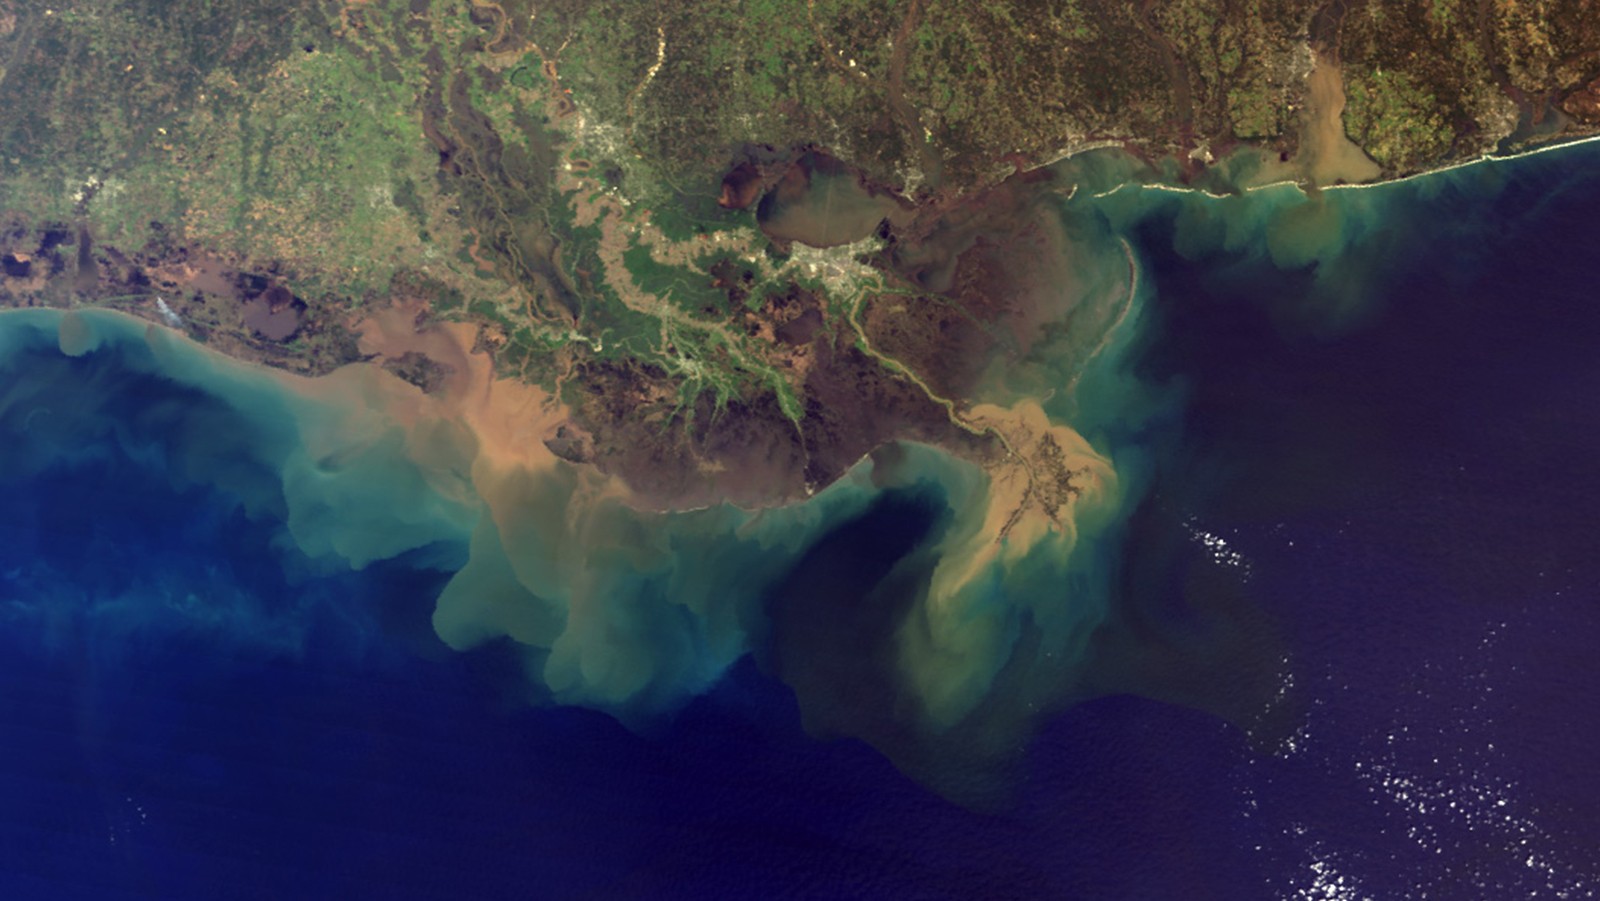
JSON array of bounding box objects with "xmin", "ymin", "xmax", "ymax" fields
[
  {"xmin": 0, "ymin": 137, "xmax": 1549, "ymax": 777},
  {"xmin": 0, "ymin": 306, "xmax": 1137, "ymax": 792},
  {"xmin": 3, "ymin": 139, "xmax": 1600, "ymax": 897}
]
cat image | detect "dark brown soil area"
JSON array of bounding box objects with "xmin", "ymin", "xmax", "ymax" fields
[
  {"xmin": 0, "ymin": 217, "xmax": 365, "ymax": 376},
  {"xmin": 567, "ymin": 310, "xmax": 999, "ymax": 510}
]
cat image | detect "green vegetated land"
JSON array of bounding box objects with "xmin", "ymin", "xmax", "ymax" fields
[{"xmin": 0, "ymin": 0, "xmax": 1597, "ymax": 497}]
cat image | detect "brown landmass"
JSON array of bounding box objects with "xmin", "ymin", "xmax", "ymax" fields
[
  {"xmin": 559, "ymin": 286, "xmax": 1003, "ymax": 510},
  {"xmin": 1565, "ymin": 76, "xmax": 1600, "ymax": 122},
  {"xmin": 3, "ymin": 0, "xmax": 1598, "ymax": 531},
  {"xmin": 0, "ymin": 217, "xmax": 364, "ymax": 376}
]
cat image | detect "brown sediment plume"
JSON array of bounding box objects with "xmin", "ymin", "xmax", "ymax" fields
[
  {"xmin": 57, "ymin": 310, "xmax": 93, "ymax": 357},
  {"xmin": 948, "ymin": 401, "xmax": 1114, "ymax": 582},
  {"xmin": 346, "ymin": 296, "xmax": 1105, "ymax": 595},
  {"xmin": 48, "ymin": 300, "xmax": 1139, "ymax": 765},
  {"xmin": 262, "ymin": 303, "xmax": 650, "ymax": 692},
  {"xmin": 1299, "ymin": 52, "xmax": 1382, "ymax": 186},
  {"xmin": 350, "ymin": 299, "xmax": 579, "ymax": 482},
  {"xmin": 268, "ymin": 272, "xmax": 1125, "ymax": 726},
  {"xmin": 898, "ymin": 398, "xmax": 1117, "ymax": 726}
]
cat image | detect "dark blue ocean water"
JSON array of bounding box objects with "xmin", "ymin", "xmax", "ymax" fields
[{"xmin": 3, "ymin": 146, "xmax": 1599, "ymax": 899}]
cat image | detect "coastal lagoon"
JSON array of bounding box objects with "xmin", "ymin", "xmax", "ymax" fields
[{"xmin": 3, "ymin": 141, "xmax": 1598, "ymax": 897}]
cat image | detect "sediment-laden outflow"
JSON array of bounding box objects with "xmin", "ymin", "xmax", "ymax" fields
[
  {"xmin": 0, "ymin": 254, "xmax": 1115, "ymax": 767},
  {"xmin": 5, "ymin": 141, "xmax": 1574, "ymax": 798},
  {"xmin": 0, "ymin": 286, "xmax": 1131, "ymax": 792}
]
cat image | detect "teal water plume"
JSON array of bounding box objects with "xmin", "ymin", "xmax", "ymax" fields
[{"xmin": 11, "ymin": 140, "xmax": 1587, "ymax": 800}]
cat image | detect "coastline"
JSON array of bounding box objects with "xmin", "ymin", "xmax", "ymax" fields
[
  {"xmin": 1074, "ymin": 128, "xmax": 1600, "ymax": 204},
  {"xmin": 0, "ymin": 304, "xmax": 1127, "ymax": 737},
  {"xmin": 7, "ymin": 130, "xmax": 1596, "ymax": 535}
]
